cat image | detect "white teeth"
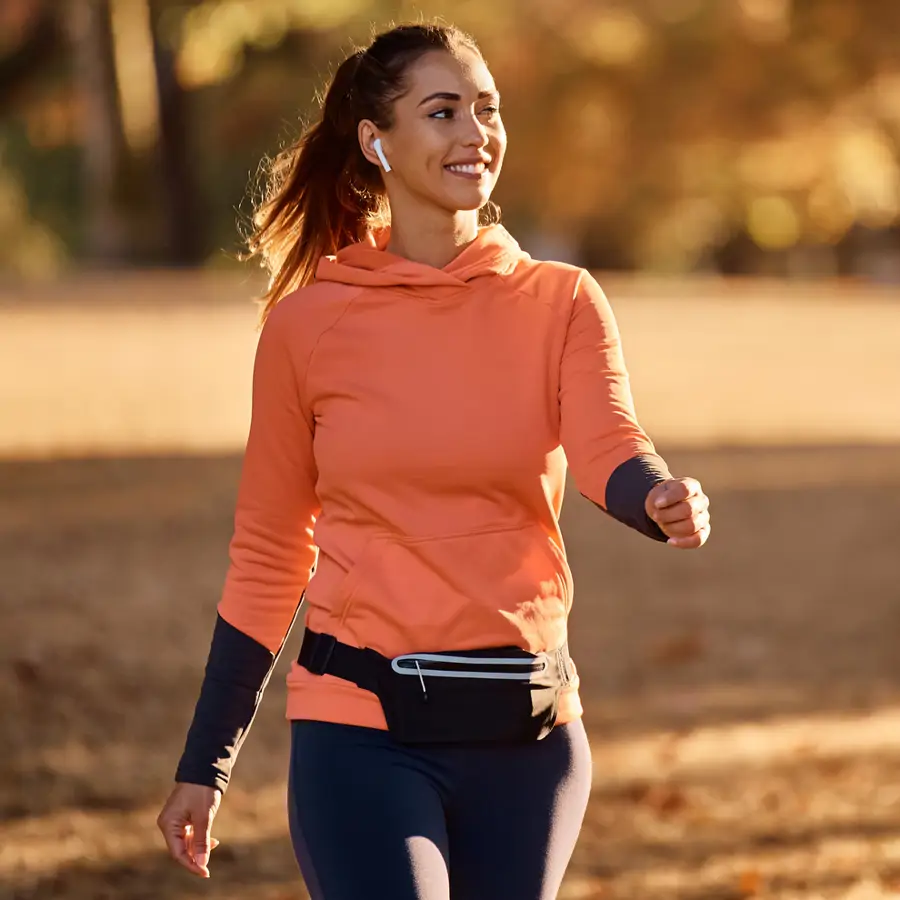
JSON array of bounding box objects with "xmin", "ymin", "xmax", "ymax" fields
[{"xmin": 446, "ymin": 163, "xmax": 485, "ymax": 174}]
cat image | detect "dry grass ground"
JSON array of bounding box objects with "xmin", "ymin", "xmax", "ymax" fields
[
  {"xmin": 2, "ymin": 272, "xmax": 900, "ymax": 456},
  {"xmin": 3, "ymin": 448, "xmax": 900, "ymax": 900},
  {"xmin": 2, "ymin": 275, "xmax": 900, "ymax": 899}
]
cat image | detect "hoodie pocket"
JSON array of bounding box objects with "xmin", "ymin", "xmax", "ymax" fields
[
  {"xmin": 333, "ymin": 522, "xmax": 572, "ymax": 658},
  {"xmin": 328, "ymin": 532, "xmax": 394, "ymax": 624}
]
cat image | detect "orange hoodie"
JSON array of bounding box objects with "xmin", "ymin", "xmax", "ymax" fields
[{"xmin": 215, "ymin": 224, "xmax": 667, "ymax": 734}]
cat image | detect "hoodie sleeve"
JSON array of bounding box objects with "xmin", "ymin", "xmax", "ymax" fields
[
  {"xmin": 559, "ymin": 270, "xmax": 670, "ymax": 540},
  {"xmin": 175, "ymin": 304, "xmax": 320, "ymax": 792}
]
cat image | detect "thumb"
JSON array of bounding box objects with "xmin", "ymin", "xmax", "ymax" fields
[
  {"xmin": 193, "ymin": 815, "xmax": 213, "ymax": 872},
  {"xmin": 646, "ymin": 479, "xmax": 672, "ymax": 516},
  {"xmin": 653, "ymin": 477, "xmax": 690, "ymax": 509}
]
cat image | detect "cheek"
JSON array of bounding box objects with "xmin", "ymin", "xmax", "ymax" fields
[
  {"xmin": 491, "ymin": 129, "xmax": 507, "ymax": 165},
  {"xmin": 390, "ymin": 125, "xmax": 443, "ymax": 175}
]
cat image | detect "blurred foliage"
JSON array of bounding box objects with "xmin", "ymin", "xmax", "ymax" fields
[{"xmin": 1, "ymin": 0, "xmax": 900, "ymax": 279}]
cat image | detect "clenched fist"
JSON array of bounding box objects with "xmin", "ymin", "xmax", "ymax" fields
[{"xmin": 645, "ymin": 477, "xmax": 711, "ymax": 549}]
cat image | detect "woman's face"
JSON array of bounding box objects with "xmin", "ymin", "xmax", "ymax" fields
[{"xmin": 364, "ymin": 48, "xmax": 506, "ymax": 216}]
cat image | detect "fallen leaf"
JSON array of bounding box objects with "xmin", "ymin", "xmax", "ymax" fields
[
  {"xmin": 644, "ymin": 783, "xmax": 689, "ymax": 816},
  {"xmin": 738, "ymin": 869, "xmax": 764, "ymax": 896},
  {"xmin": 12, "ymin": 657, "xmax": 41, "ymax": 686},
  {"xmin": 647, "ymin": 632, "xmax": 705, "ymax": 667}
]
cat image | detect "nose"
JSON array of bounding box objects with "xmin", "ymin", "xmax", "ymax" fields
[{"xmin": 460, "ymin": 112, "xmax": 489, "ymax": 148}]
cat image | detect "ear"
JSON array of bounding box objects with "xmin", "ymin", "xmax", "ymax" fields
[{"xmin": 358, "ymin": 120, "xmax": 389, "ymax": 171}]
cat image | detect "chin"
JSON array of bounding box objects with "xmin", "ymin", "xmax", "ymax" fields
[{"xmin": 445, "ymin": 189, "xmax": 494, "ymax": 213}]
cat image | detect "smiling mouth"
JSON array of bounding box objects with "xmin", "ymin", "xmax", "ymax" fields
[{"xmin": 444, "ymin": 162, "xmax": 489, "ymax": 180}]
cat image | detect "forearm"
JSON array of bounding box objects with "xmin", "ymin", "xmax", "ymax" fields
[
  {"xmin": 174, "ymin": 614, "xmax": 282, "ymax": 793},
  {"xmin": 598, "ymin": 452, "xmax": 671, "ymax": 541}
]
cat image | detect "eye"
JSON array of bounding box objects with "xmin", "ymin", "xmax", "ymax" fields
[
  {"xmin": 479, "ymin": 105, "xmax": 500, "ymax": 119},
  {"xmin": 429, "ymin": 108, "xmax": 454, "ymax": 120}
]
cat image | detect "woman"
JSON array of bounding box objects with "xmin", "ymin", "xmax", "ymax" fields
[{"xmin": 157, "ymin": 22, "xmax": 710, "ymax": 900}]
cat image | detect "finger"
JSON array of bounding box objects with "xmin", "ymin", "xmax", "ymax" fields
[
  {"xmin": 662, "ymin": 511, "xmax": 710, "ymax": 539},
  {"xmin": 664, "ymin": 511, "xmax": 709, "ymax": 540},
  {"xmin": 160, "ymin": 818, "xmax": 207, "ymax": 877},
  {"xmin": 191, "ymin": 815, "xmax": 213, "ymax": 877},
  {"xmin": 668, "ymin": 523, "xmax": 711, "ymax": 549},
  {"xmin": 653, "ymin": 480, "xmax": 689, "ymax": 509},
  {"xmin": 185, "ymin": 824, "xmax": 209, "ymax": 877},
  {"xmin": 653, "ymin": 478, "xmax": 701, "ymax": 510},
  {"xmin": 653, "ymin": 501, "xmax": 691, "ymax": 526},
  {"xmin": 653, "ymin": 494, "xmax": 708, "ymax": 525}
]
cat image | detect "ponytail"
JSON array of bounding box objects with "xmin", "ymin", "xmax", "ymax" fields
[{"xmin": 246, "ymin": 51, "xmax": 386, "ymax": 324}]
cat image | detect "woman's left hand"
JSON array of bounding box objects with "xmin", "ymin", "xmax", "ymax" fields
[{"xmin": 645, "ymin": 477, "xmax": 711, "ymax": 549}]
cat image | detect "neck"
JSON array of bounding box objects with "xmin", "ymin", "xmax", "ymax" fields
[{"xmin": 385, "ymin": 204, "xmax": 480, "ymax": 270}]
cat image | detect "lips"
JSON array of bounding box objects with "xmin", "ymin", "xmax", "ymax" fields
[
  {"xmin": 446, "ymin": 162, "xmax": 485, "ymax": 174},
  {"xmin": 444, "ymin": 158, "xmax": 491, "ymax": 179}
]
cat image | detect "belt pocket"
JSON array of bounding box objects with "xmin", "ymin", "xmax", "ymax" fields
[
  {"xmin": 373, "ymin": 646, "xmax": 564, "ymax": 746},
  {"xmin": 298, "ymin": 629, "xmax": 569, "ymax": 746}
]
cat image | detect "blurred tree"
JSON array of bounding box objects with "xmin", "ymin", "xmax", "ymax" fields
[
  {"xmin": 4, "ymin": 0, "xmax": 900, "ymax": 277},
  {"xmin": 66, "ymin": 0, "xmax": 132, "ymax": 262},
  {"xmin": 150, "ymin": 0, "xmax": 205, "ymax": 265},
  {"xmin": 0, "ymin": 0, "xmax": 59, "ymax": 105},
  {"xmin": 57, "ymin": 0, "xmax": 205, "ymax": 265}
]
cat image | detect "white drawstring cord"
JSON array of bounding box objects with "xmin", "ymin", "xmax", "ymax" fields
[{"xmin": 415, "ymin": 660, "xmax": 428, "ymax": 699}]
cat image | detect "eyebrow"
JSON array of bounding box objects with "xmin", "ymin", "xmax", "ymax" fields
[{"xmin": 417, "ymin": 90, "xmax": 499, "ymax": 106}]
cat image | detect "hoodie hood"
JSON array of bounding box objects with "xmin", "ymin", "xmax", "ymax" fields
[{"xmin": 315, "ymin": 224, "xmax": 528, "ymax": 296}]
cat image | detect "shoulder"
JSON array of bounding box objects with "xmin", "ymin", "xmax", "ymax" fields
[
  {"xmin": 266, "ymin": 280, "xmax": 362, "ymax": 330},
  {"xmin": 503, "ymin": 257, "xmax": 621, "ymax": 339},
  {"xmin": 261, "ymin": 280, "xmax": 364, "ymax": 359},
  {"xmin": 504, "ymin": 256, "xmax": 594, "ymax": 310}
]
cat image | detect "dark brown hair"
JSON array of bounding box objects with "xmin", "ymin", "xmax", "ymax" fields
[{"xmin": 245, "ymin": 23, "xmax": 491, "ymax": 323}]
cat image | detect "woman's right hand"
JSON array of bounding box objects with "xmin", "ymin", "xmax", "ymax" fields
[{"xmin": 157, "ymin": 782, "xmax": 223, "ymax": 878}]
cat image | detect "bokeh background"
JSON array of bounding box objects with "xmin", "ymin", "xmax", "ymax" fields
[{"xmin": 2, "ymin": 2, "xmax": 900, "ymax": 899}]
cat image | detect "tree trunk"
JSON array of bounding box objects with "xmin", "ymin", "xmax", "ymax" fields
[
  {"xmin": 150, "ymin": 0, "xmax": 205, "ymax": 265},
  {"xmin": 66, "ymin": 0, "xmax": 132, "ymax": 263}
]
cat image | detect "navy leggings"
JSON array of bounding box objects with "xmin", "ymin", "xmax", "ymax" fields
[{"xmin": 287, "ymin": 719, "xmax": 592, "ymax": 900}]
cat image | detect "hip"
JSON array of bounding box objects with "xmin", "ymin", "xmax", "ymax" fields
[{"xmin": 285, "ymin": 659, "xmax": 584, "ymax": 731}]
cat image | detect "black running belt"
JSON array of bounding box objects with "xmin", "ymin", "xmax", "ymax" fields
[
  {"xmin": 298, "ymin": 629, "xmax": 571, "ymax": 690},
  {"xmin": 298, "ymin": 629, "xmax": 380, "ymax": 692}
]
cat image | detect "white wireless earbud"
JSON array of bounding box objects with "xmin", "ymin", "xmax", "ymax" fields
[{"xmin": 373, "ymin": 138, "xmax": 392, "ymax": 173}]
